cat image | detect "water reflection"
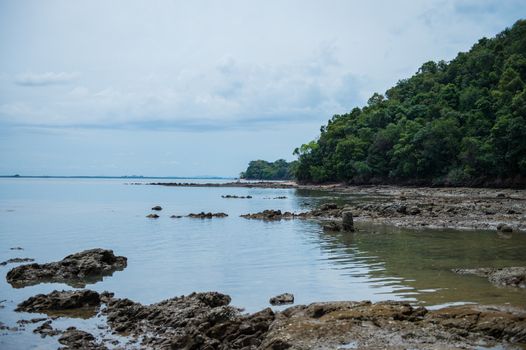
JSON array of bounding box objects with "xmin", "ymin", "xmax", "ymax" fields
[{"xmin": 315, "ymin": 222, "xmax": 526, "ymax": 307}]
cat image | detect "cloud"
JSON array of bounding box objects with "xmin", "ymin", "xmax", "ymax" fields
[{"xmin": 14, "ymin": 72, "xmax": 78, "ymax": 86}]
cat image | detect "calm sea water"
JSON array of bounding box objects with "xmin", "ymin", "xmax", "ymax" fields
[{"xmin": 1, "ymin": 178, "xmax": 525, "ymax": 349}]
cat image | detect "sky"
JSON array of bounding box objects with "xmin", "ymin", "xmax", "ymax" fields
[{"xmin": 0, "ymin": 0, "xmax": 525, "ymax": 177}]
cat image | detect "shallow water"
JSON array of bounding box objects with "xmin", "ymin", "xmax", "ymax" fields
[{"xmin": 0, "ymin": 178, "xmax": 525, "ymax": 349}]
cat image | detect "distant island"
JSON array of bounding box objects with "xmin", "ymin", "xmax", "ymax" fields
[{"xmin": 244, "ymin": 20, "xmax": 526, "ymax": 188}]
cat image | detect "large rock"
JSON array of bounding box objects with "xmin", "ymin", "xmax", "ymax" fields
[
  {"xmin": 103, "ymin": 291, "xmax": 275, "ymax": 349},
  {"xmin": 342, "ymin": 211, "xmax": 354, "ymax": 231},
  {"xmin": 58, "ymin": 327, "xmax": 106, "ymax": 349},
  {"xmin": 453, "ymin": 267, "xmax": 526, "ymax": 288},
  {"xmin": 16, "ymin": 290, "xmax": 101, "ymax": 314},
  {"xmin": 6, "ymin": 249, "xmax": 127, "ymax": 288}
]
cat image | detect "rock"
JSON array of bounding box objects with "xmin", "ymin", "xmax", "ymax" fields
[
  {"xmin": 151, "ymin": 206, "xmax": 162, "ymax": 211},
  {"xmin": 497, "ymin": 193, "xmax": 506, "ymax": 198},
  {"xmin": 269, "ymin": 293, "xmax": 294, "ymax": 305},
  {"xmin": 58, "ymin": 327, "xmax": 106, "ymax": 349},
  {"xmin": 146, "ymin": 213, "xmax": 159, "ymax": 218},
  {"xmin": 16, "ymin": 290, "xmax": 101, "ymax": 314},
  {"xmin": 187, "ymin": 212, "xmax": 228, "ymax": 218},
  {"xmin": 103, "ymin": 291, "xmax": 275, "ymax": 349},
  {"xmin": 408, "ymin": 207, "xmax": 421, "ymax": 215},
  {"xmin": 6, "ymin": 249, "xmax": 127, "ymax": 288},
  {"xmin": 10, "ymin": 247, "xmax": 23, "ymax": 250},
  {"xmin": 452, "ymin": 267, "xmax": 526, "ymax": 288},
  {"xmin": 497, "ymin": 223, "xmax": 513, "ymax": 232},
  {"xmin": 33, "ymin": 320, "xmax": 60, "ymax": 338},
  {"xmin": 320, "ymin": 203, "xmax": 339, "ymax": 211},
  {"xmin": 241, "ymin": 210, "xmax": 305, "ymax": 221},
  {"xmin": 322, "ymin": 221, "xmax": 343, "ymax": 231},
  {"xmin": 170, "ymin": 215, "xmax": 182, "ymax": 218},
  {"xmin": 342, "ymin": 211, "xmax": 354, "ymax": 231},
  {"xmin": 0, "ymin": 258, "xmax": 35, "ymax": 266},
  {"xmin": 274, "ymin": 196, "xmax": 287, "ymax": 199},
  {"xmin": 222, "ymin": 195, "xmax": 252, "ymax": 199}
]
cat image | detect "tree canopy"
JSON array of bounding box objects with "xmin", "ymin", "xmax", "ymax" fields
[
  {"xmin": 240, "ymin": 159, "xmax": 297, "ymax": 180},
  {"xmin": 294, "ymin": 20, "xmax": 526, "ymax": 187}
]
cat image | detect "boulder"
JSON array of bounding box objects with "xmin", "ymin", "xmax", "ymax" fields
[
  {"xmin": 342, "ymin": 211, "xmax": 354, "ymax": 231},
  {"xmin": 269, "ymin": 293, "xmax": 294, "ymax": 305},
  {"xmin": 151, "ymin": 206, "xmax": 162, "ymax": 211},
  {"xmin": 6, "ymin": 249, "xmax": 127, "ymax": 288}
]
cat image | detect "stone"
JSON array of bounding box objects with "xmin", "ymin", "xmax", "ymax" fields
[
  {"xmin": 6, "ymin": 249, "xmax": 127, "ymax": 288},
  {"xmin": 269, "ymin": 293, "xmax": 294, "ymax": 306}
]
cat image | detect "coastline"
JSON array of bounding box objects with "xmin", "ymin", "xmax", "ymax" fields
[{"xmin": 149, "ymin": 181, "xmax": 526, "ymax": 232}]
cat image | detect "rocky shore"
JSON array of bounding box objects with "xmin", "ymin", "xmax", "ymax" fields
[
  {"xmin": 148, "ymin": 181, "xmax": 525, "ymax": 231},
  {"xmin": 8, "ymin": 289, "xmax": 526, "ymax": 350}
]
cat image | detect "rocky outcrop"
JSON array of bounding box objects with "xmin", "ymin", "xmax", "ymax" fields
[
  {"xmin": 269, "ymin": 293, "xmax": 294, "ymax": 305},
  {"xmin": 16, "ymin": 290, "xmax": 102, "ymax": 314},
  {"xmin": 260, "ymin": 301, "xmax": 526, "ymax": 349},
  {"xmin": 187, "ymin": 212, "xmax": 228, "ymax": 218},
  {"xmin": 0, "ymin": 258, "xmax": 34, "ymax": 266},
  {"xmin": 103, "ymin": 291, "xmax": 275, "ymax": 349},
  {"xmin": 11, "ymin": 289, "xmax": 526, "ymax": 349},
  {"xmin": 452, "ymin": 267, "xmax": 526, "ymax": 288},
  {"xmin": 240, "ymin": 209, "xmax": 304, "ymax": 220},
  {"xmin": 6, "ymin": 249, "xmax": 127, "ymax": 288},
  {"xmin": 58, "ymin": 327, "xmax": 107, "ymax": 349}
]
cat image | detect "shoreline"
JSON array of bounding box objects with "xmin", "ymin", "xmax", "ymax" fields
[{"xmin": 149, "ymin": 181, "xmax": 526, "ymax": 232}]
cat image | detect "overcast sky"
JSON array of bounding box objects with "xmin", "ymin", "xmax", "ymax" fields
[{"xmin": 1, "ymin": 0, "xmax": 524, "ymax": 176}]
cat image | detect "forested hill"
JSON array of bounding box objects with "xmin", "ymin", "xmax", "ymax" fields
[
  {"xmin": 240, "ymin": 159, "xmax": 296, "ymax": 180},
  {"xmin": 294, "ymin": 20, "xmax": 526, "ymax": 187}
]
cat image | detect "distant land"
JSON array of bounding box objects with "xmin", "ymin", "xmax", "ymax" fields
[{"xmin": 0, "ymin": 175, "xmax": 236, "ymax": 180}]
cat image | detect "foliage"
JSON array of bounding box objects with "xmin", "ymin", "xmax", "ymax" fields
[
  {"xmin": 294, "ymin": 20, "xmax": 526, "ymax": 186},
  {"xmin": 240, "ymin": 159, "xmax": 297, "ymax": 180}
]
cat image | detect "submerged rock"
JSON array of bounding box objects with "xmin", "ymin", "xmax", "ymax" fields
[
  {"xmin": 58, "ymin": 327, "xmax": 106, "ymax": 350},
  {"xmin": 269, "ymin": 293, "xmax": 294, "ymax": 305},
  {"xmin": 452, "ymin": 267, "xmax": 526, "ymax": 288},
  {"xmin": 222, "ymin": 195, "xmax": 253, "ymax": 199},
  {"xmin": 187, "ymin": 212, "xmax": 228, "ymax": 218},
  {"xmin": 6, "ymin": 249, "xmax": 127, "ymax": 288},
  {"xmin": 170, "ymin": 214, "xmax": 183, "ymax": 218},
  {"xmin": 497, "ymin": 223, "xmax": 514, "ymax": 232},
  {"xmin": 16, "ymin": 290, "xmax": 101, "ymax": 314},
  {"xmin": 0, "ymin": 258, "xmax": 35, "ymax": 266}
]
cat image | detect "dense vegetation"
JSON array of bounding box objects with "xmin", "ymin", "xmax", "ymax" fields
[
  {"xmin": 240, "ymin": 159, "xmax": 297, "ymax": 180},
  {"xmin": 294, "ymin": 20, "xmax": 526, "ymax": 187}
]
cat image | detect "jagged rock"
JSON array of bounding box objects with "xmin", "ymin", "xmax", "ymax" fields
[
  {"xmin": 269, "ymin": 293, "xmax": 294, "ymax": 305},
  {"xmin": 58, "ymin": 327, "xmax": 107, "ymax": 349},
  {"xmin": 452, "ymin": 267, "xmax": 526, "ymax": 288},
  {"xmin": 103, "ymin": 291, "xmax": 275, "ymax": 349},
  {"xmin": 6, "ymin": 249, "xmax": 127, "ymax": 288},
  {"xmin": 0, "ymin": 258, "xmax": 35, "ymax": 266},
  {"xmin": 16, "ymin": 290, "xmax": 101, "ymax": 314},
  {"xmin": 187, "ymin": 212, "xmax": 228, "ymax": 218},
  {"xmin": 33, "ymin": 320, "xmax": 60, "ymax": 338}
]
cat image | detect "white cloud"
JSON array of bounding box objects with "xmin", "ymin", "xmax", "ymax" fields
[{"xmin": 14, "ymin": 72, "xmax": 79, "ymax": 87}]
